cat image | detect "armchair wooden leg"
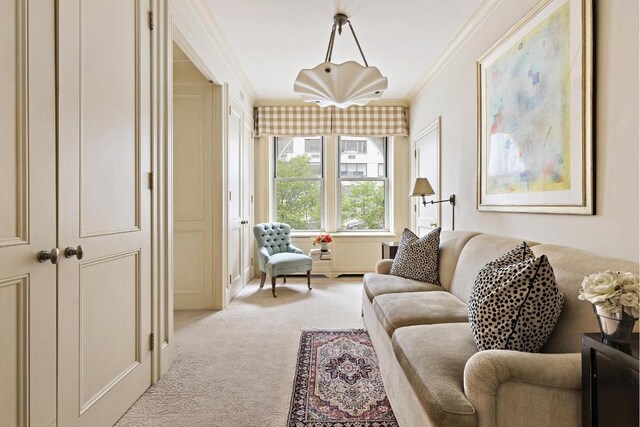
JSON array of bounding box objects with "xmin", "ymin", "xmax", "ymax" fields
[
  {"xmin": 283, "ymin": 275, "xmax": 286, "ymax": 284},
  {"xmin": 259, "ymin": 272, "xmax": 266, "ymax": 288},
  {"xmin": 271, "ymin": 276, "xmax": 277, "ymax": 298},
  {"xmin": 307, "ymin": 270, "xmax": 312, "ymax": 290}
]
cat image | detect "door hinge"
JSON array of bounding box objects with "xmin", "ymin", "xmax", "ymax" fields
[
  {"xmin": 251, "ymin": 257, "xmax": 254, "ymax": 266},
  {"xmin": 148, "ymin": 172, "xmax": 154, "ymax": 190},
  {"xmin": 229, "ymin": 191, "xmax": 232, "ymax": 201},
  {"xmin": 414, "ymin": 204, "xmax": 417, "ymax": 212},
  {"xmin": 229, "ymin": 274, "xmax": 232, "ymax": 284},
  {"xmin": 149, "ymin": 333, "xmax": 155, "ymax": 351},
  {"xmin": 250, "ymin": 195, "xmax": 254, "ymax": 203},
  {"xmin": 148, "ymin": 10, "xmax": 154, "ymax": 30},
  {"xmin": 414, "ymin": 149, "xmax": 417, "ymax": 159},
  {"xmin": 228, "ymin": 105, "xmax": 231, "ymax": 115}
]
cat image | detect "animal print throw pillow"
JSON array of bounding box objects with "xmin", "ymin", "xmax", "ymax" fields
[
  {"xmin": 469, "ymin": 242, "xmax": 535, "ymax": 306},
  {"xmin": 468, "ymin": 243, "xmax": 564, "ymax": 352},
  {"xmin": 390, "ymin": 227, "xmax": 440, "ymax": 285}
]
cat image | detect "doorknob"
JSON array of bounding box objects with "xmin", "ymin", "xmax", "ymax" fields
[
  {"xmin": 37, "ymin": 248, "xmax": 60, "ymax": 264},
  {"xmin": 64, "ymin": 245, "xmax": 84, "ymax": 260},
  {"xmin": 241, "ymin": 220, "xmax": 248, "ymax": 225}
]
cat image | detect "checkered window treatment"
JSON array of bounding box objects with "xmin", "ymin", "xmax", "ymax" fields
[
  {"xmin": 255, "ymin": 106, "xmax": 332, "ymax": 136},
  {"xmin": 255, "ymin": 106, "xmax": 408, "ymax": 137}
]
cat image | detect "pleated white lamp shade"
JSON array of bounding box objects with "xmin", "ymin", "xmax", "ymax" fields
[{"xmin": 294, "ymin": 61, "xmax": 388, "ymax": 109}]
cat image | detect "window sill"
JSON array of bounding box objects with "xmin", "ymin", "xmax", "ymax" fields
[{"xmin": 291, "ymin": 231, "xmax": 398, "ymax": 239}]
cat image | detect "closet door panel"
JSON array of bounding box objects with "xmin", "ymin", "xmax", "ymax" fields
[
  {"xmin": 0, "ymin": 0, "xmax": 57, "ymax": 425},
  {"xmin": 80, "ymin": 0, "xmax": 139, "ymax": 236},
  {"xmin": 57, "ymin": 0, "xmax": 152, "ymax": 425}
]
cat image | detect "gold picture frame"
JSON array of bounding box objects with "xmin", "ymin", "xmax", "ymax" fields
[{"xmin": 477, "ymin": 0, "xmax": 593, "ymax": 214}]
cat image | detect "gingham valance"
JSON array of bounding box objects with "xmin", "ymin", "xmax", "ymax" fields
[
  {"xmin": 255, "ymin": 106, "xmax": 332, "ymax": 136},
  {"xmin": 255, "ymin": 105, "xmax": 408, "ymax": 137}
]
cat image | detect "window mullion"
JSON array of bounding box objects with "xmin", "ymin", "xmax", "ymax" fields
[{"xmin": 325, "ymin": 135, "xmax": 337, "ymax": 232}]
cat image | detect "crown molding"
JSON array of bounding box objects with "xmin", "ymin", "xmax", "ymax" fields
[
  {"xmin": 406, "ymin": 0, "xmax": 506, "ymax": 102},
  {"xmin": 178, "ymin": 0, "xmax": 258, "ymax": 104}
]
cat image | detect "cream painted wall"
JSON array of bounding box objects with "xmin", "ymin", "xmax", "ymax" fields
[
  {"xmin": 410, "ymin": 0, "xmax": 639, "ymax": 261},
  {"xmin": 254, "ymin": 135, "xmax": 411, "ymax": 275},
  {"xmin": 171, "ymin": 1, "xmax": 255, "ymax": 112}
]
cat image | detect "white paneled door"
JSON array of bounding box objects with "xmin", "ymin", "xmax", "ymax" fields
[
  {"xmin": 227, "ymin": 96, "xmax": 244, "ymax": 300},
  {"xmin": 173, "ymin": 83, "xmax": 215, "ymax": 310},
  {"xmin": 0, "ymin": 0, "xmax": 57, "ymax": 425},
  {"xmin": 227, "ymin": 95, "xmax": 253, "ymax": 302},
  {"xmin": 241, "ymin": 114, "xmax": 254, "ymax": 286},
  {"xmin": 57, "ymin": 0, "xmax": 152, "ymax": 425},
  {"xmin": 413, "ymin": 118, "xmax": 441, "ymax": 236}
]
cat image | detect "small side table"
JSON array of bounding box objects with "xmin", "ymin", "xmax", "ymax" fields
[
  {"xmin": 581, "ymin": 332, "xmax": 639, "ymax": 427},
  {"xmin": 381, "ymin": 241, "xmax": 399, "ymax": 260}
]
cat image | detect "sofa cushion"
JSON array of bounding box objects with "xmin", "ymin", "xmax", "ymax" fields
[
  {"xmin": 373, "ymin": 291, "xmax": 469, "ymax": 336},
  {"xmin": 449, "ymin": 234, "xmax": 539, "ymax": 304},
  {"xmin": 390, "ymin": 228, "xmax": 441, "ymax": 284},
  {"xmin": 439, "ymin": 231, "xmax": 482, "ymax": 291},
  {"xmin": 362, "ymin": 273, "xmax": 441, "ymax": 302},
  {"xmin": 392, "ymin": 324, "xmax": 477, "ymax": 426},
  {"xmin": 469, "ymin": 251, "xmax": 564, "ymax": 352},
  {"xmin": 532, "ymin": 244, "xmax": 640, "ymax": 353}
]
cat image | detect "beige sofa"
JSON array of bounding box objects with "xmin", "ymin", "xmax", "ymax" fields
[{"xmin": 362, "ymin": 231, "xmax": 638, "ymax": 427}]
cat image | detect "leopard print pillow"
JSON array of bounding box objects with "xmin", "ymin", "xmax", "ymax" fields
[
  {"xmin": 469, "ymin": 242, "xmax": 535, "ymax": 307},
  {"xmin": 469, "ymin": 245, "xmax": 564, "ymax": 352},
  {"xmin": 389, "ymin": 227, "xmax": 440, "ymax": 285}
]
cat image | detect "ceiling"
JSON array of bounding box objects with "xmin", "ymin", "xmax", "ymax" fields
[{"xmin": 197, "ymin": 0, "xmax": 482, "ymax": 101}]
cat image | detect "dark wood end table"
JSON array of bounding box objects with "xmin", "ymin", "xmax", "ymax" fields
[
  {"xmin": 381, "ymin": 241, "xmax": 399, "ymax": 260},
  {"xmin": 581, "ymin": 332, "xmax": 639, "ymax": 427}
]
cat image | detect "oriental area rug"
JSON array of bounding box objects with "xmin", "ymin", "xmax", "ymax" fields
[{"xmin": 287, "ymin": 329, "xmax": 398, "ymax": 427}]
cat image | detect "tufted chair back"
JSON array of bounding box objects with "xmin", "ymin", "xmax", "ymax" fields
[{"xmin": 253, "ymin": 222, "xmax": 295, "ymax": 256}]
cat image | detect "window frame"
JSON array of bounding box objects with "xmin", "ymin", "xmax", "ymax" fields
[
  {"xmin": 336, "ymin": 136, "xmax": 389, "ymax": 232},
  {"xmin": 272, "ymin": 136, "xmax": 325, "ymax": 231}
]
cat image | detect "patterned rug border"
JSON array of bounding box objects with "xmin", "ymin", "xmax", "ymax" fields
[{"xmin": 287, "ymin": 328, "xmax": 398, "ymax": 427}]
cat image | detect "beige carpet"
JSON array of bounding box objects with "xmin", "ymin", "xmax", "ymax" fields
[{"xmin": 116, "ymin": 276, "xmax": 366, "ymax": 427}]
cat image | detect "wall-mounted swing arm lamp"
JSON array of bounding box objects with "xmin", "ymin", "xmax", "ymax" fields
[{"xmin": 409, "ymin": 177, "xmax": 456, "ymax": 230}]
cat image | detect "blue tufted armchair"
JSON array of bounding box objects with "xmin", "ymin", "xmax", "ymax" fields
[{"xmin": 253, "ymin": 222, "xmax": 313, "ymax": 297}]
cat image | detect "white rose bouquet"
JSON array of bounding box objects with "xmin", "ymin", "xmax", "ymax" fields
[{"xmin": 578, "ymin": 271, "xmax": 640, "ymax": 318}]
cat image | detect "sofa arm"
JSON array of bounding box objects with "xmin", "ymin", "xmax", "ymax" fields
[
  {"xmin": 375, "ymin": 259, "xmax": 394, "ymax": 274},
  {"xmin": 464, "ymin": 350, "xmax": 581, "ymax": 427},
  {"xmin": 288, "ymin": 244, "xmax": 304, "ymax": 254}
]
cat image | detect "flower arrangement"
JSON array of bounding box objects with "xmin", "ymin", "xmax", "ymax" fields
[
  {"xmin": 313, "ymin": 233, "xmax": 333, "ymax": 245},
  {"xmin": 579, "ymin": 271, "xmax": 639, "ymax": 318}
]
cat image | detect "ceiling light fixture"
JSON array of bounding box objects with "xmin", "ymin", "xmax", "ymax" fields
[{"xmin": 293, "ymin": 13, "xmax": 388, "ymax": 109}]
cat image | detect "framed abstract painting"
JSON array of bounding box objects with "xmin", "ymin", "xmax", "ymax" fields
[{"xmin": 477, "ymin": 0, "xmax": 593, "ymax": 214}]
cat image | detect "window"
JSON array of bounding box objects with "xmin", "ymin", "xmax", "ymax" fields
[
  {"xmin": 272, "ymin": 136, "xmax": 390, "ymax": 232},
  {"xmin": 274, "ymin": 137, "xmax": 323, "ymax": 230},
  {"xmin": 338, "ymin": 136, "xmax": 388, "ymax": 231},
  {"xmin": 304, "ymin": 138, "xmax": 322, "ymax": 153},
  {"xmin": 340, "ymin": 163, "xmax": 367, "ymax": 177},
  {"xmin": 342, "ymin": 139, "xmax": 367, "ymax": 155}
]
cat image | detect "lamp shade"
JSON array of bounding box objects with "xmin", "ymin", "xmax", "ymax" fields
[
  {"xmin": 293, "ymin": 61, "xmax": 388, "ymax": 109},
  {"xmin": 409, "ymin": 178, "xmax": 435, "ymax": 197}
]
